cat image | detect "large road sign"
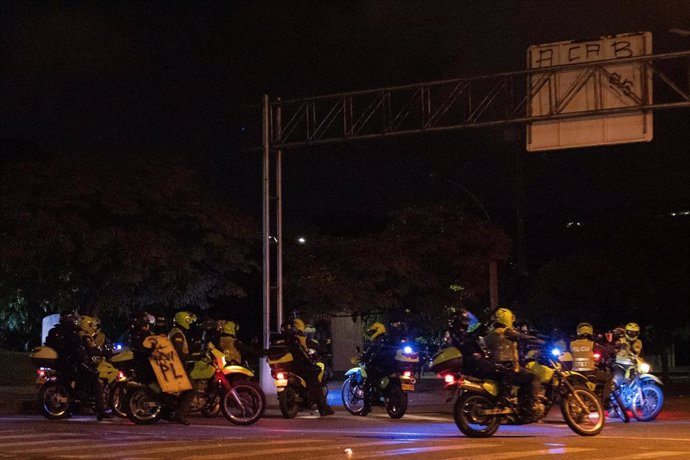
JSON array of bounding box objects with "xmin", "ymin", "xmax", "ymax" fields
[{"xmin": 527, "ymin": 32, "xmax": 653, "ymax": 151}]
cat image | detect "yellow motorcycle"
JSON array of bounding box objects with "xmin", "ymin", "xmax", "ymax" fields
[
  {"xmin": 267, "ymin": 342, "xmax": 328, "ymax": 418},
  {"xmin": 125, "ymin": 341, "xmax": 265, "ymax": 425},
  {"xmin": 432, "ymin": 343, "xmax": 605, "ymax": 437},
  {"xmin": 189, "ymin": 343, "xmax": 266, "ymax": 424},
  {"xmin": 31, "ymin": 346, "xmax": 118, "ymax": 419},
  {"xmin": 341, "ymin": 344, "xmax": 419, "ymax": 419}
]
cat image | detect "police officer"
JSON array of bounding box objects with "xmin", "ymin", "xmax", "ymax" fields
[
  {"xmin": 613, "ymin": 322, "xmax": 643, "ymax": 385},
  {"xmin": 219, "ymin": 321, "xmax": 259, "ymax": 365},
  {"xmin": 283, "ymin": 318, "xmax": 333, "ymax": 416},
  {"xmin": 484, "ymin": 308, "xmax": 541, "ymax": 420},
  {"xmin": 168, "ymin": 311, "xmax": 199, "ymax": 425},
  {"xmin": 569, "ymin": 322, "xmax": 613, "ymax": 402},
  {"xmin": 446, "ymin": 309, "xmax": 495, "ymax": 378}
]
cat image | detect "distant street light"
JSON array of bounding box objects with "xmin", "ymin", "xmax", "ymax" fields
[{"xmin": 297, "ymin": 236, "xmax": 307, "ymax": 244}]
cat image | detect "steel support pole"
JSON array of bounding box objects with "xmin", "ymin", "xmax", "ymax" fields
[
  {"xmin": 276, "ymin": 99, "xmax": 284, "ymax": 329},
  {"xmin": 261, "ymin": 94, "xmax": 274, "ymax": 396}
]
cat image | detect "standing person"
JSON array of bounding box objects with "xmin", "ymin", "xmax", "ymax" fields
[
  {"xmin": 167, "ymin": 311, "xmax": 198, "ymax": 425},
  {"xmin": 569, "ymin": 322, "xmax": 614, "ymax": 401},
  {"xmin": 282, "ymin": 318, "xmax": 333, "ymax": 416},
  {"xmin": 484, "ymin": 308, "xmax": 541, "ymax": 420}
]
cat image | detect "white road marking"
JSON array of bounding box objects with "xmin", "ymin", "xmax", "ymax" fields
[
  {"xmin": 442, "ymin": 447, "xmax": 596, "ymax": 460},
  {"xmin": 60, "ymin": 438, "xmax": 328, "ymax": 459},
  {"xmin": 4, "ymin": 438, "xmax": 182, "ymax": 455},
  {"xmin": 185, "ymin": 439, "xmax": 416, "ymax": 459},
  {"xmin": 614, "ymin": 452, "xmax": 690, "ymax": 459},
  {"xmin": 327, "ymin": 442, "xmax": 499, "ymax": 459}
]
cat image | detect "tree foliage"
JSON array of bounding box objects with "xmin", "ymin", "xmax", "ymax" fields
[
  {"xmin": 284, "ymin": 203, "xmax": 510, "ymax": 334},
  {"xmin": 1, "ymin": 157, "xmax": 258, "ymax": 349}
]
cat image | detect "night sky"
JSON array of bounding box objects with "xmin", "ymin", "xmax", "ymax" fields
[{"xmin": 2, "ymin": 1, "xmax": 689, "ymax": 264}]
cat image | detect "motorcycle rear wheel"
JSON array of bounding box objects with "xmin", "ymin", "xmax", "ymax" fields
[
  {"xmin": 341, "ymin": 377, "xmax": 367, "ymax": 416},
  {"xmin": 609, "ymin": 392, "xmax": 629, "ymax": 423},
  {"xmin": 453, "ymin": 393, "xmax": 500, "ymax": 438},
  {"xmin": 221, "ymin": 382, "xmax": 265, "ymax": 426},
  {"xmin": 561, "ymin": 387, "xmax": 604, "ymax": 436},
  {"xmin": 278, "ymin": 386, "xmax": 300, "ymax": 419},
  {"xmin": 38, "ymin": 382, "xmax": 71, "ymax": 420},
  {"xmin": 384, "ymin": 382, "xmax": 408, "ymax": 419},
  {"xmin": 109, "ymin": 381, "xmax": 128, "ymax": 418},
  {"xmin": 125, "ymin": 386, "xmax": 162, "ymax": 425},
  {"xmin": 632, "ymin": 382, "xmax": 664, "ymax": 421}
]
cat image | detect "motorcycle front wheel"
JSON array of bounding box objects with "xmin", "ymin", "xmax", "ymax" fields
[
  {"xmin": 221, "ymin": 382, "xmax": 265, "ymax": 426},
  {"xmin": 453, "ymin": 393, "xmax": 500, "ymax": 438},
  {"xmin": 125, "ymin": 386, "xmax": 162, "ymax": 425},
  {"xmin": 341, "ymin": 377, "xmax": 367, "ymax": 416},
  {"xmin": 384, "ymin": 381, "xmax": 408, "ymax": 419},
  {"xmin": 38, "ymin": 382, "xmax": 71, "ymax": 420},
  {"xmin": 632, "ymin": 382, "xmax": 664, "ymax": 421},
  {"xmin": 278, "ymin": 386, "xmax": 300, "ymax": 419},
  {"xmin": 561, "ymin": 387, "xmax": 604, "ymax": 436}
]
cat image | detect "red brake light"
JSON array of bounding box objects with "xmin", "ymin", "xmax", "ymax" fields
[
  {"xmin": 117, "ymin": 371, "xmax": 126, "ymax": 380},
  {"xmin": 276, "ymin": 372, "xmax": 285, "ymax": 380},
  {"xmin": 593, "ymin": 352, "xmax": 601, "ymax": 361},
  {"xmin": 403, "ymin": 371, "xmax": 412, "ymax": 378},
  {"xmin": 37, "ymin": 369, "xmax": 45, "ymax": 378},
  {"xmin": 444, "ymin": 374, "xmax": 456, "ymax": 385}
]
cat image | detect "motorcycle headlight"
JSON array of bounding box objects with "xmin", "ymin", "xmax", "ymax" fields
[
  {"xmin": 638, "ymin": 362, "xmax": 651, "ymax": 373},
  {"xmin": 403, "ymin": 346, "xmax": 413, "ymax": 354}
]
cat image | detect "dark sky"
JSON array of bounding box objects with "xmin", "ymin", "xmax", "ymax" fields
[{"xmin": 2, "ymin": 1, "xmax": 689, "ymax": 250}]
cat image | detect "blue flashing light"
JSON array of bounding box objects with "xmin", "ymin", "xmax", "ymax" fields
[
  {"xmin": 114, "ymin": 343, "xmax": 124, "ymax": 351},
  {"xmin": 551, "ymin": 348, "xmax": 561, "ymax": 357},
  {"xmin": 403, "ymin": 346, "xmax": 413, "ymax": 354}
]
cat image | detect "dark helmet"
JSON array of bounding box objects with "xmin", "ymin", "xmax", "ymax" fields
[
  {"xmin": 449, "ymin": 309, "xmax": 471, "ymax": 334},
  {"xmin": 59, "ymin": 311, "xmax": 80, "ymax": 328},
  {"xmin": 131, "ymin": 312, "xmax": 155, "ymax": 329}
]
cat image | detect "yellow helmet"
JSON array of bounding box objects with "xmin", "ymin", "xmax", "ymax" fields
[
  {"xmin": 625, "ymin": 322, "xmax": 640, "ymax": 341},
  {"xmin": 79, "ymin": 316, "xmax": 99, "ymax": 336},
  {"xmin": 222, "ymin": 321, "xmax": 238, "ymax": 337},
  {"xmin": 365, "ymin": 322, "xmax": 386, "ymax": 341},
  {"xmin": 293, "ymin": 318, "xmax": 305, "ymax": 333},
  {"xmin": 577, "ymin": 322, "xmax": 593, "ymax": 338},
  {"xmin": 493, "ymin": 308, "xmax": 515, "ymax": 329},
  {"xmin": 173, "ymin": 311, "xmax": 198, "ymax": 330}
]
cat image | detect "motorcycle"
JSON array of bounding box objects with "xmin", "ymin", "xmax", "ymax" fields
[
  {"xmin": 615, "ymin": 354, "xmax": 664, "ymax": 421},
  {"xmin": 434, "ymin": 342, "xmax": 605, "ymax": 437},
  {"xmin": 187, "ymin": 343, "xmax": 266, "ymax": 423},
  {"xmin": 266, "ymin": 336, "xmax": 329, "ymax": 418},
  {"xmin": 31, "ymin": 346, "xmax": 113, "ymax": 420},
  {"xmin": 341, "ymin": 343, "xmax": 419, "ymax": 419},
  {"xmin": 125, "ymin": 337, "xmax": 265, "ymax": 426},
  {"xmin": 107, "ymin": 347, "xmax": 137, "ymax": 418},
  {"xmin": 586, "ymin": 350, "xmax": 630, "ymax": 423}
]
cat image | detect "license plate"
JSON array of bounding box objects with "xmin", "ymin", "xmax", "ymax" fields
[
  {"xmin": 401, "ymin": 383, "xmax": 415, "ymax": 392},
  {"xmin": 275, "ymin": 379, "xmax": 288, "ymax": 388}
]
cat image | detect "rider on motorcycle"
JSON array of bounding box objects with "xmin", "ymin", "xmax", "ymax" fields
[
  {"xmin": 446, "ymin": 309, "xmax": 495, "ymax": 378},
  {"xmin": 282, "ymin": 318, "xmax": 334, "ymax": 416},
  {"xmin": 359, "ymin": 322, "xmax": 403, "ymax": 409},
  {"xmin": 613, "ymin": 322, "xmax": 643, "ymax": 385},
  {"xmin": 167, "ymin": 311, "xmax": 199, "ymax": 425},
  {"xmin": 46, "ymin": 312, "xmax": 108, "ymax": 420},
  {"xmin": 484, "ymin": 308, "xmax": 541, "ymax": 420},
  {"xmin": 220, "ymin": 321, "xmax": 259, "ymax": 365},
  {"xmin": 569, "ymin": 322, "xmax": 614, "ymax": 401}
]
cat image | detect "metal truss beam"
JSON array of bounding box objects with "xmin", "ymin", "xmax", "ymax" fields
[{"xmin": 267, "ymin": 51, "xmax": 690, "ymax": 149}]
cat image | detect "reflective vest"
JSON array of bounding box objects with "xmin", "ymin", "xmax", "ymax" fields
[
  {"xmin": 616, "ymin": 338, "xmax": 643, "ymax": 365},
  {"xmin": 485, "ymin": 327, "xmax": 518, "ymax": 364},
  {"xmin": 220, "ymin": 335, "xmax": 241, "ymax": 364},
  {"xmin": 570, "ymin": 338, "xmax": 595, "ymax": 371},
  {"xmin": 169, "ymin": 327, "xmax": 189, "ymax": 359}
]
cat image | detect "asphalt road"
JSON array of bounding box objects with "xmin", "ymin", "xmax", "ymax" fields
[{"xmin": 1, "ymin": 402, "xmax": 689, "ymax": 460}]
